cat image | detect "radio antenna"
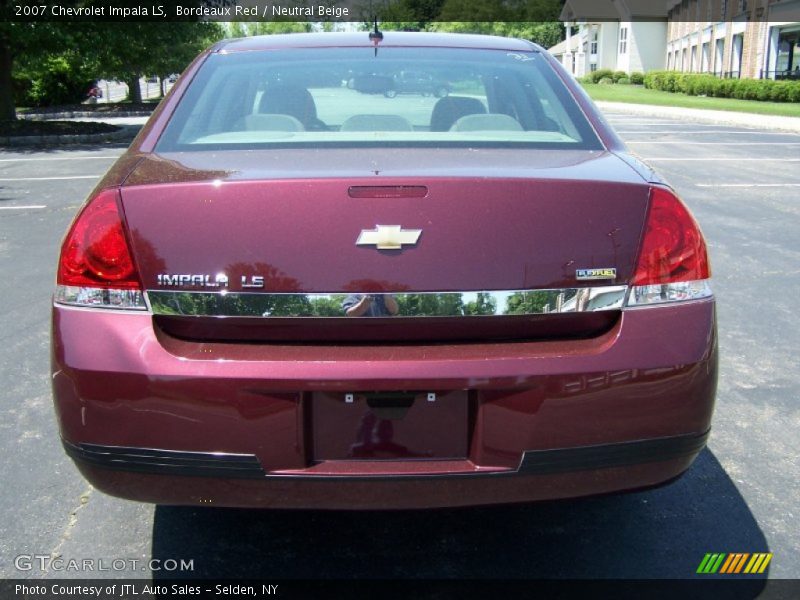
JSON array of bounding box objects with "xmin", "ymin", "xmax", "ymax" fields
[{"xmin": 366, "ymin": 0, "xmax": 383, "ymax": 55}]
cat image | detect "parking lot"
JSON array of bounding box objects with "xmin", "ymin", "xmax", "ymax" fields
[{"xmin": 0, "ymin": 112, "xmax": 798, "ymax": 583}]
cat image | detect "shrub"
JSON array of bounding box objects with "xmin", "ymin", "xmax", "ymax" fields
[
  {"xmin": 598, "ymin": 77, "xmax": 614, "ymax": 85},
  {"xmin": 641, "ymin": 70, "xmax": 800, "ymax": 103},
  {"xmin": 13, "ymin": 55, "xmax": 94, "ymax": 107},
  {"xmin": 629, "ymin": 72, "xmax": 645, "ymax": 85},
  {"xmin": 590, "ymin": 69, "xmax": 614, "ymax": 83},
  {"xmin": 683, "ymin": 74, "xmax": 718, "ymax": 96},
  {"xmin": 769, "ymin": 83, "xmax": 790, "ymax": 102},
  {"xmin": 612, "ymin": 70, "xmax": 628, "ymax": 82},
  {"xmin": 665, "ymin": 72, "xmax": 683, "ymax": 91},
  {"xmin": 617, "ymin": 77, "xmax": 632, "ymax": 85},
  {"xmin": 711, "ymin": 78, "xmax": 736, "ymax": 98}
]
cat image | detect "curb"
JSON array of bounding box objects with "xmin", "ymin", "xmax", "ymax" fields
[
  {"xmin": 18, "ymin": 110, "xmax": 152, "ymax": 120},
  {"xmin": 596, "ymin": 101, "xmax": 800, "ymax": 133},
  {"xmin": 0, "ymin": 127, "xmax": 138, "ymax": 147}
]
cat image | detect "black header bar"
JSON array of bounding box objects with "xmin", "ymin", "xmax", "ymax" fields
[{"xmin": 4, "ymin": 0, "xmax": 799, "ymax": 23}]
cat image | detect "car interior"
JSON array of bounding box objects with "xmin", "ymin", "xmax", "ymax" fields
[{"xmin": 164, "ymin": 49, "xmax": 590, "ymax": 147}]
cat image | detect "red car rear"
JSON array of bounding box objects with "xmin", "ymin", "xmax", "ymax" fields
[{"xmin": 51, "ymin": 32, "xmax": 716, "ymax": 509}]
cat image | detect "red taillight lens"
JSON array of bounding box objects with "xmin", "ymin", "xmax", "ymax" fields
[
  {"xmin": 57, "ymin": 189, "xmax": 141, "ymax": 289},
  {"xmin": 631, "ymin": 186, "xmax": 710, "ymax": 286}
]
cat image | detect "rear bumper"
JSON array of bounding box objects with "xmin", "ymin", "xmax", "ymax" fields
[{"xmin": 51, "ymin": 299, "xmax": 717, "ymax": 509}]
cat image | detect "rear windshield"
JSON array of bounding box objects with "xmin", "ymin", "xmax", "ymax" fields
[{"xmin": 156, "ymin": 46, "xmax": 602, "ymax": 152}]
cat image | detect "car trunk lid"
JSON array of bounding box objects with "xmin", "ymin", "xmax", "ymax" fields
[{"xmin": 120, "ymin": 149, "xmax": 647, "ymax": 342}]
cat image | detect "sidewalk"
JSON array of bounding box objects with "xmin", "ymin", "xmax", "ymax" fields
[{"xmin": 596, "ymin": 101, "xmax": 800, "ymax": 133}]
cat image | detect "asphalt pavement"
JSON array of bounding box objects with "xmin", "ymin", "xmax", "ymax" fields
[{"xmin": 0, "ymin": 113, "xmax": 798, "ymax": 586}]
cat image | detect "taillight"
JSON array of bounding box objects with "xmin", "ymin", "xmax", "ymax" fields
[
  {"xmin": 627, "ymin": 186, "xmax": 712, "ymax": 307},
  {"xmin": 55, "ymin": 189, "xmax": 146, "ymax": 310}
]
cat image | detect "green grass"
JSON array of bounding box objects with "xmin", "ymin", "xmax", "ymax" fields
[{"xmin": 582, "ymin": 83, "xmax": 800, "ymax": 118}]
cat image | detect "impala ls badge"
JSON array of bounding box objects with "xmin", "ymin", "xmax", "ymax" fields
[{"xmin": 356, "ymin": 225, "xmax": 422, "ymax": 250}]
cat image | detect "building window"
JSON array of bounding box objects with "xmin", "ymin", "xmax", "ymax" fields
[
  {"xmin": 715, "ymin": 38, "xmax": 724, "ymax": 76},
  {"xmin": 590, "ymin": 63, "xmax": 598, "ymax": 72},
  {"xmin": 590, "ymin": 30, "xmax": 598, "ymax": 55},
  {"xmin": 739, "ymin": 0, "xmax": 747, "ymax": 14},
  {"xmin": 775, "ymin": 30, "xmax": 800, "ymax": 78},
  {"xmin": 721, "ymin": 0, "xmax": 728, "ymax": 19},
  {"xmin": 731, "ymin": 33, "xmax": 743, "ymax": 77},
  {"xmin": 619, "ymin": 27, "xmax": 628, "ymax": 54}
]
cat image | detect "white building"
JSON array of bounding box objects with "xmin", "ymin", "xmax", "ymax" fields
[
  {"xmin": 662, "ymin": 0, "xmax": 799, "ymax": 80},
  {"xmin": 554, "ymin": 0, "xmax": 668, "ymax": 77}
]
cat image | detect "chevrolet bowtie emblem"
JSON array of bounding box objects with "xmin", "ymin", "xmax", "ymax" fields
[{"xmin": 356, "ymin": 225, "xmax": 422, "ymax": 250}]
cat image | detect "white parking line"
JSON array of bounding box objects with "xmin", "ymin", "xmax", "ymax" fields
[
  {"xmin": 642, "ymin": 158, "xmax": 800, "ymax": 161},
  {"xmin": 609, "ymin": 122, "xmax": 736, "ymax": 127},
  {"xmin": 0, "ymin": 175, "xmax": 102, "ymax": 181},
  {"xmin": 696, "ymin": 183, "xmax": 800, "ymax": 188},
  {"xmin": 0, "ymin": 205, "xmax": 47, "ymax": 209},
  {"xmin": 0, "ymin": 156, "xmax": 119, "ymax": 162},
  {"xmin": 628, "ymin": 141, "xmax": 800, "ymax": 145},
  {"xmin": 617, "ymin": 130, "xmax": 798, "ymax": 135}
]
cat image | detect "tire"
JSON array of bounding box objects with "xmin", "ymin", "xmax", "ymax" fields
[{"xmin": 384, "ymin": 89, "xmax": 397, "ymax": 98}]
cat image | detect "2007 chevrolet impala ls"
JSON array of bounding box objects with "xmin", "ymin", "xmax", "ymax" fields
[{"xmin": 51, "ymin": 32, "xmax": 716, "ymax": 509}]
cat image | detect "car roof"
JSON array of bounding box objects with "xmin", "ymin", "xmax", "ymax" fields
[{"xmin": 215, "ymin": 31, "xmax": 541, "ymax": 54}]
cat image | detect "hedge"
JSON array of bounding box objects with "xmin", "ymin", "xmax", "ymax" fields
[{"xmin": 644, "ymin": 71, "xmax": 800, "ymax": 103}]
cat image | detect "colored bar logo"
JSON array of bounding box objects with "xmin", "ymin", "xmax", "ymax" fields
[{"xmin": 697, "ymin": 553, "xmax": 772, "ymax": 574}]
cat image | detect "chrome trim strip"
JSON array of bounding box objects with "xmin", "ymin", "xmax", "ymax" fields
[{"xmin": 146, "ymin": 286, "xmax": 627, "ymax": 318}]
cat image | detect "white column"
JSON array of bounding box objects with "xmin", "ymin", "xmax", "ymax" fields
[{"xmin": 565, "ymin": 22, "xmax": 574, "ymax": 74}]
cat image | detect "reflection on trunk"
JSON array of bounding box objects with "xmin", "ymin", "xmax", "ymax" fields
[{"xmin": 148, "ymin": 287, "xmax": 626, "ymax": 318}]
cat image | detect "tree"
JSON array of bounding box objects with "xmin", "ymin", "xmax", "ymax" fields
[
  {"xmin": 249, "ymin": 22, "xmax": 312, "ymax": 36},
  {"xmin": 92, "ymin": 22, "xmax": 224, "ymax": 103},
  {"xmin": 435, "ymin": 0, "xmax": 561, "ymax": 22},
  {"xmin": 430, "ymin": 21, "xmax": 563, "ymax": 48},
  {"xmin": 0, "ymin": 20, "xmax": 224, "ymax": 117},
  {"xmin": 228, "ymin": 21, "xmax": 249, "ymax": 39},
  {"xmin": 464, "ymin": 292, "xmax": 498, "ymax": 316},
  {"xmin": 368, "ymin": 0, "xmax": 447, "ymax": 29},
  {"xmin": 506, "ymin": 290, "xmax": 559, "ymax": 314},
  {"xmin": 0, "ymin": 22, "xmax": 100, "ymax": 120},
  {"xmin": 0, "ymin": 25, "xmax": 13, "ymax": 120}
]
